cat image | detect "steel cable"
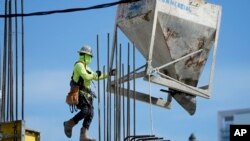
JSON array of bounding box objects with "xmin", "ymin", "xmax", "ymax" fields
[{"xmin": 0, "ymin": 0, "xmax": 141, "ymax": 18}]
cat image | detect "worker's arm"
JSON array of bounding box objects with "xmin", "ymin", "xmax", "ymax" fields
[
  {"xmin": 75, "ymin": 63, "xmax": 95, "ymax": 80},
  {"xmin": 93, "ymin": 69, "xmax": 116, "ymax": 80},
  {"xmin": 93, "ymin": 72, "xmax": 108, "ymax": 80}
]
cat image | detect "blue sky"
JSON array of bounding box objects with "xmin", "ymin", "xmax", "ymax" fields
[{"xmin": 1, "ymin": 0, "xmax": 250, "ymax": 141}]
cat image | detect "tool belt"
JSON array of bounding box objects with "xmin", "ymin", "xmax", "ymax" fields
[
  {"xmin": 66, "ymin": 80, "xmax": 96, "ymax": 105},
  {"xmin": 80, "ymin": 87, "xmax": 96, "ymax": 98},
  {"xmin": 79, "ymin": 88, "xmax": 96, "ymax": 105},
  {"xmin": 66, "ymin": 84, "xmax": 79, "ymax": 105}
]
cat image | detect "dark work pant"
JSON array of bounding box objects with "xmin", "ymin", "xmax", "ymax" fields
[{"xmin": 72, "ymin": 94, "xmax": 93, "ymax": 129}]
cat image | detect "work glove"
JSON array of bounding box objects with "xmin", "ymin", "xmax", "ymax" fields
[
  {"xmin": 109, "ymin": 69, "xmax": 116, "ymax": 76},
  {"xmin": 96, "ymin": 70, "xmax": 102, "ymax": 77}
]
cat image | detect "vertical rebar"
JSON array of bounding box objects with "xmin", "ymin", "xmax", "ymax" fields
[
  {"xmin": 21, "ymin": 0, "xmax": 24, "ymax": 120},
  {"xmin": 0, "ymin": 41, "xmax": 2, "ymax": 122},
  {"xmin": 127, "ymin": 43, "xmax": 130, "ymax": 137},
  {"xmin": 97, "ymin": 34, "xmax": 101, "ymax": 141},
  {"xmin": 2, "ymin": 0, "xmax": 8, "ymax": 122},
  {"xmin": 103, "ymin": 65, "xmax": 106, "ymax": 141},
  {"xmin": 118, "ymin": 44, "xmax": 122, "ymax": 141},
  {"xmin": 8, "ymin": 0, "xmax": 14, "ymax": 121},
  {"xmin": 1, "ymin": 0, "xmax": 22, "ymax": 123},
  {"xmin": 114, "ymin": 38, "xmax": 118, "ymax": 141},
  {"xmin": 114, "ymin": 47, "xmax": 116, "ymax": 141},
  {"xmin": 7, "ymin": 0, "xmax": 12, "ymax": 121},
  {"xmin": 106, "ymin": 33, "xmax": 109, "ymax": 141},
  {"xmin": 109, "ymin": 35, "xmax": 112, "ymax": 141},
  {"xmin": 148, "ymin": 76, "xmax": 154, "ymax": 135},
  {"xmin": 110, "ymin": 24, "xmax": 117, "ymax": 73},
  {"xmin": 122, "ymin": 64, "xmax": 125, "ymax": 140},
  {"xmin": 6, "ymin": 1, "xmax": 10, "ymax": 121},
  {"xmin": 133, "ymin": 43, "xmax": 136, "ymax": 136},
  {"xmin": 14, "ymin": 0, "xmax": 18, "ymax": 121},
  {"xmin": 107, "ymin": 33, "xmax": 111, "ymax": 141}
]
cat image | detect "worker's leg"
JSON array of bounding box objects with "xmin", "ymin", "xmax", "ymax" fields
[
  {"xmin": 64, "ymin": 118, "xmax": 75, "ymax": 138},
  {"xmin": 80, "ymin": 106, "xmax": 95, "ymax": 141},
  {"xmin": 72, "ymin": 94, "xmax": 89, "ymax": 123},
  {"xmin": 72, "ymin": 105, "xmax": 89, "ymax": 124},
  {"xmin": 64, "ymin": 95, "xmax": 87, "ymax": 138},
  {"xmin": 82, "ymin": 106, "xmax": 94, "ymax": 129}
]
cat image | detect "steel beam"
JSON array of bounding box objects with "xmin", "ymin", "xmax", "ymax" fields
[
  {"xmin": 208, "ymin": 7, "xmax": 222, "ymax": 95},
  {"xmin": 147, "ymin": 0, "xmax": 158, "ymax": 75},
  {"xmin": 110, "ymin": 86, "xmax": 171, "ymax": 109},
  {"xmin": 146, "ymin": 76, "xmax": 209, "ymax": 99}
]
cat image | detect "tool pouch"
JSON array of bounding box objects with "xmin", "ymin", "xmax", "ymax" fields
[{"xmin": 66, "ymin": 82, "xmax": 79, "ymax": 105}]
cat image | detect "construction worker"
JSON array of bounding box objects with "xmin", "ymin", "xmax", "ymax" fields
[{"xmin": 64, "ymin": 45, "xmax": 115, "ymax": 141}]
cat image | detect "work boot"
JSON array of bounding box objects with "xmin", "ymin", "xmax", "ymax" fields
[
  {"xmin": 79, "ymin": 127, "xmax": 95, "ymax": 141},
  {"xmin": 63, "ymin": 119, "xmax": 75, "ymax": 138}
]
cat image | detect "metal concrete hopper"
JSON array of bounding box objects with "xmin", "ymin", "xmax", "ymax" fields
[{"xmin": 111, "ymin": 0, "xmax": 222, "ymax": 115}]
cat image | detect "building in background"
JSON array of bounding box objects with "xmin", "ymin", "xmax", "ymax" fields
[{"xmin": 218, "ymin": 108, "xmax": 250, "ymax": 141}]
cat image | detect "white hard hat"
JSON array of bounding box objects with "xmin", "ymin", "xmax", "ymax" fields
[{"xmin": 78, "ymin": 45, "xmax": 93, "ymax": 57}]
